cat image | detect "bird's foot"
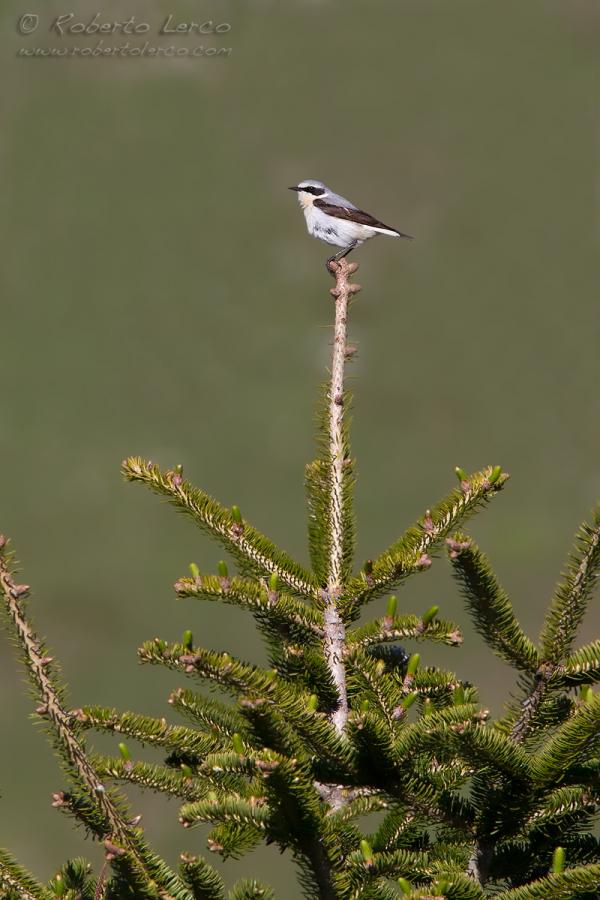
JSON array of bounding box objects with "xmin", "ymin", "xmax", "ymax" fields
[
  {"xmin": 327, "ymin": 241, "xmax": 358, "ymax": 274},
  {"xmin": 326, "ymin": 256, "xmax": 339, "ymax": 276}
]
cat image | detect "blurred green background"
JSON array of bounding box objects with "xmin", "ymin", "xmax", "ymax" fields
[{"xmin": 1, "ymin": 0, "xmax": 599, "ymax": 893}]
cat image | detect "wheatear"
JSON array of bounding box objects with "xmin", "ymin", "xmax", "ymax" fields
[{"xmin": 289, "ymin": 179, "xmax": 413, "ymax": 268}]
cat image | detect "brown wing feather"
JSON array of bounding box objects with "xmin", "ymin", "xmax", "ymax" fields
[{"xmin": 314, "ymin": 199, "xmax": 412, "ymax": 238}]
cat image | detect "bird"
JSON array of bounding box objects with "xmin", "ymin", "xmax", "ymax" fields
[{"xmin": 289, "ymin": 179, "xmax": 413, "ymax": 268}]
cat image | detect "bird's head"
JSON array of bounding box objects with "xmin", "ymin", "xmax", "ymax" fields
[{"xmin": 288, "ymin": 179, "xmax": 328, "ymax": 209}]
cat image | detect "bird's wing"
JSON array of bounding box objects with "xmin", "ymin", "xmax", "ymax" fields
[{"xmin": 314, "ymin": 199, "xmax": 412, "ymax": 238}]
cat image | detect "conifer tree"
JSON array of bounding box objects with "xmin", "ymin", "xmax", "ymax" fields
[{"xmin": 1, "ymin": 259, "xmax": 599, "ymax": 898}]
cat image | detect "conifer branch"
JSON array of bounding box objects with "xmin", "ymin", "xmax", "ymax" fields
[
  {"xmin": 91, "ymin": 754, "xmax": 207, "ymax": 802},
  {"xmin": 80, "ymin": 705, "xmax": 223, "ymax": 757},
  {"xmin": 322, "ymin": 257, "xmax": 360, "ymax": 736},
  {"xmin": 305, "ymin": 458, "xmax": 333, "ymax": 586},
  {"xmin": 368, "ymin": 804, "xmax": 422, "ymax": 852},
  {"xmin": 0, "ymin": 848, "xmax": 50, "ymax": 900},
  {"xmin": 524, "ymin": 784, "xmax": 596, "ymax": 834},
  {"xmin": 179, "ymin": 853, "xmax": 226, "ymax": 900},
  {"xmin": 409, "ymin": 667, "xmax": 464, "ymax": 699},
  {"xmin": 539, "ymin": 504, "xmax": 600, "ymax": 663},
  {"xmin": 169, "ymin": 688, "xmax": 248, "ymax": 737},
  {"xmin": 139, "ymin": 639, "xmax": 279, "ymax": 696},
  {"xmin": 350, "ymin": 704, "xmax": 480, "ymax": 796},
  {"xmin": 429, "ymin": 872, "xmax": 487, "ymax": 900},
  {"xmin": 447, "ymin": 537, "xmax": 539, "ymax": 672},
  {"xmin": 207, "ymin": 822, "xmax": 265, "ymax": 859},
  {"xmin": 140, "ymin": 640, "xmax": 357, "ymax": 780},
  {"xmin": 0, "ymin": 545, "xmax": 123, "ymax": 834},
  {"xmin": 180, "ymin": 795, "xmax": 271, "ymax": 831},
  {"xmin": 228, "ymin": 879, "xmax": 275, "ymax": 900},
  {"xmin": 237, "ymin": 698, "xmax": 307, "ymax": 762},
  {"xmin": 531, "ymin": 693, "xmax": 600, "ymax": 784},
  {"xmin": 348, "ymin": 613, "xmax": 462, "ymax": 649},
  {"xmin": 467, "ymin": 688, "xmax": 600, "ymax": 885},
  {"xmin": 510, "ymin": 664, "xmax": 559, "ymax": 744},
  {"xmin": 239, "ymin": 694, "xmax": 355, "ymax": 779},
  {"xmin": 305, "ymin": 389, "xmax": 356, "ymax": 589},
  {"xmin": 174, "ymin": 574, "xmax": 323, "ymax": 640},
  {"xmin": 344, "ymin": 846, "xmax": 432, "ymax": 886},
  {"xmin": 449, "ymin": 530, "xmax": 574, "ymax": 883},
  {"xmin": 562, "ymin": 639, "xmax": 600, "ymax": 684},
  {"xmin": 494, "ymin": 862, "xmax": 600, "ymax": 899},
  {"xmin": 326, "ymin": 792, "xmax": 389, "ymax": 826},
  {"xmin": 122, "ymin": 457, "xmax": 318, "ymax": 600},
  {"xmin": 201, "ymin": 749, "xmax": 276, "ymax": 783},
  {"xmin": 261, "ymin": 758, "xmax": 340, "ymax": 900},
  {"xmin": 466, "ymin": 664, "xmax": 557, "ymax": 885},
  {"xmin": 346, "ymin": 652, "xmax": 404, "ymax": 728},
  {"xmin": 345, "ymin": 467, "xmax": 509, "ymax": 615},
  {"xmin": 0, "ymin": 538, "xmax": 192, "ymax": 898},
  {"xmin": 450, "ymin": 723, "xmax": 532, "ymax": 780}
]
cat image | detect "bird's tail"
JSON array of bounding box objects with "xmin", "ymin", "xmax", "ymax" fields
[
  {"xmin": 372, "ymin": 225, "xmax": 414, "ymax": 240},
  {"xmin": 392, "ymin": 228, "xmax": 414, "ymax": 240}
]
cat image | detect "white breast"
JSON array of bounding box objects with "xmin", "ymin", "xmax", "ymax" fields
[{"xmin": 304, "ymin": 206, "xmax": 368, "ymax": 249}]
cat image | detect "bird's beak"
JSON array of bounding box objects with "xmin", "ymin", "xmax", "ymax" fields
[{"xmin": 288, "ymin": 186, "xmax": 300, "ymax": 191}]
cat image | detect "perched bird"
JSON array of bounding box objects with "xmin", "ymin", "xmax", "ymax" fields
[{"xmin": 289, "ymin": 179, "xmax": 413, "ymax": 267}]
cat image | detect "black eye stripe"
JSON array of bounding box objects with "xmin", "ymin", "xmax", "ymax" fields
[{"xmin": 301, "ymin": 186, "xmax": 325, "ymax": 196}]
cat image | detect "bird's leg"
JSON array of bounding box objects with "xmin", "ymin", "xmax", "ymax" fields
[
  {"xmin": 326, "ymin": 241, "xmax": 358, "ymax": 275},
  {"xmin": 335, "ymin": 241, "xmax": 358, "ymax": 261}
]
